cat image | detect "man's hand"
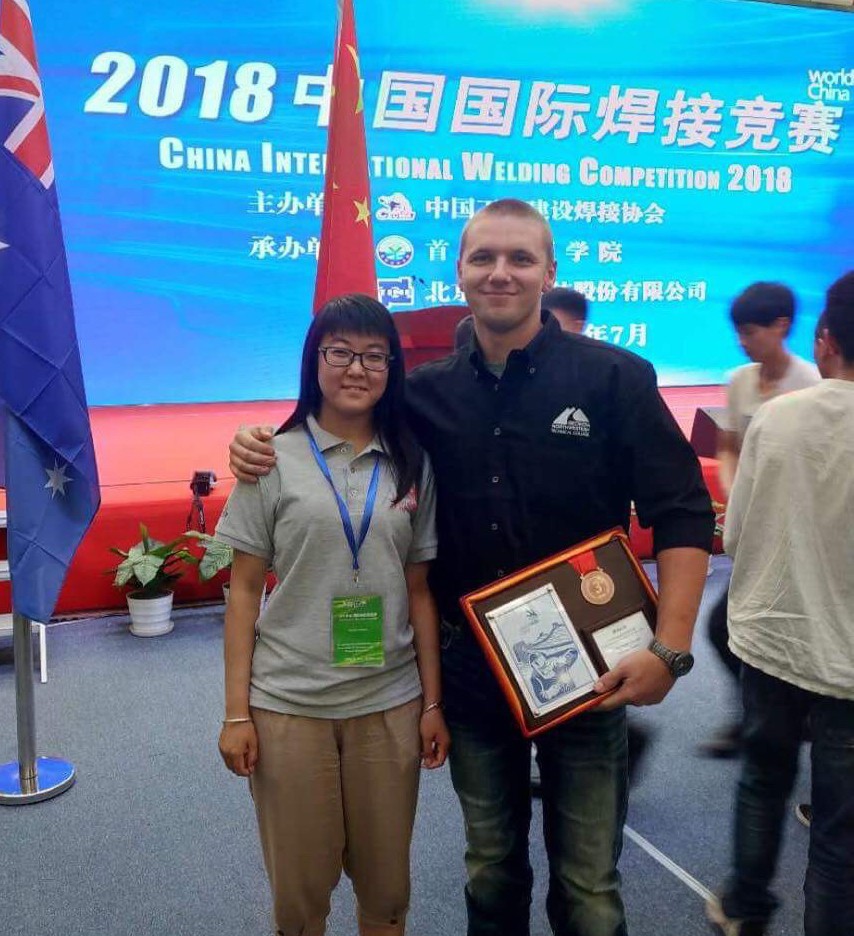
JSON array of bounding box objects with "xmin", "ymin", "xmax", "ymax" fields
[
  {"xmin": 593, "ymin": 648, "xmax": 675, "ymax": 710},
  {"xmin": 229, "ymin": 425, "xmax": 276, "ymax": 483}
]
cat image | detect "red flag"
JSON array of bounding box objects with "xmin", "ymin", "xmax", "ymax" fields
[{"xmin": 313, "ymin": 0, "xmax": 376, "ymax": 311}]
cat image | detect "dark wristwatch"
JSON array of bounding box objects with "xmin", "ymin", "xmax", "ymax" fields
[{"xmin": 649, "ymin": 639, "xmax": 694, "ymax": 678}]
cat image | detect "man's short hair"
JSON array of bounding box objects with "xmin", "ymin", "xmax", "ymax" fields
[
  {"xmin": 459, "ymin": 198, "xmax": 555, "ymax": 264},
  {"xmin": 823, "ymin": 271, "xmax": 854, "ymax": 363},
  {"xmin": 730, "ymin": 281, "xmax": 796, "ymax": 329},
  {"xmin": 542, "ymin": 287, "xmax": 588, "ymax": 324}
]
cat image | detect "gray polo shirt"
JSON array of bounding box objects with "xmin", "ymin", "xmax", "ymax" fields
[{"xmin": 215, "ymin": 415, "xmax": 438, "ymax": 718}]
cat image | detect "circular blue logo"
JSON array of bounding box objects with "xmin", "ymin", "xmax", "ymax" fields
[{"xmin": 376, "ymin": 235, "xmax": 414, "ymax": 269}]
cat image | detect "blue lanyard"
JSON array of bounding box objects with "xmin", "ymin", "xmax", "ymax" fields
[{"xmin": 305, "ymin": 424, "xmax": 381, "ymax": 583}]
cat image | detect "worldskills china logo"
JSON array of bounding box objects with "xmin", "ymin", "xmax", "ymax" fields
[
  {"xmin": 376, "ymin": 234, "xmax": 414, "ymax": 269},
  {"xmin": 806, "ymin": 67, "xmax": 853, "ymax": 103},
  {"xmin": 376, "ymin": 192, "xmax": 416, "ymax": 222},
  {"xmin": 551, "ymin": 407, "xmax": 590, "ymax": 438}
]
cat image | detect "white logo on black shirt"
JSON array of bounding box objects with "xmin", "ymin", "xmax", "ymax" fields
[{"xmin": 551, "ymin": 407, "xmax": 590, "ymax": 437}]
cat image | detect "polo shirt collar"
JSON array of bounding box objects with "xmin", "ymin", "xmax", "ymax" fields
[
  {"xmin": 824, "ymin": 378, "xmax": 854, "ymax": 392},
  {"xmin": 466, "ymin": 309, "xmax": 561, "ymax": 376},
  {"xmin": 305, "ymin": 413, "xmax": 386, "ymax": 457}
]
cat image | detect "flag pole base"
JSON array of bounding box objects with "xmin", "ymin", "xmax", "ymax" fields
[{"xmin": 0, "ymin": 756, "xmax": 76, "ymax": 805}]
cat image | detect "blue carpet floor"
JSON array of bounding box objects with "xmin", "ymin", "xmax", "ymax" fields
[{"xmin": 0, "ymin": 557, "xmax": 812, "ymax": 936}]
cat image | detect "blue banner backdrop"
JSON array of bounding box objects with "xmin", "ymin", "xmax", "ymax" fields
[{"xmin": 36, "ymin": 0, "xmax": 854, "ymax": 403}]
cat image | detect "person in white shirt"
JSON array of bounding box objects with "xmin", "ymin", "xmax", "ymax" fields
[
  {"xmin": 701, "ymin": 282, "xmax": 819, "ymax": 758},
  {"xmin": 707, "ymin": 271, "xmax": 854, "ymax": 936}
]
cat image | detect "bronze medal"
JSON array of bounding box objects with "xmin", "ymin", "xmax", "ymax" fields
[{"xmin": 580, "ymin": 569, "xmax": 615, "ymax": 606}]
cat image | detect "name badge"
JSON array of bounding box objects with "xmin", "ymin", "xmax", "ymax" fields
[{"xmin": 331, "ymin": 595, "xmax": 384, "ymax": 667}]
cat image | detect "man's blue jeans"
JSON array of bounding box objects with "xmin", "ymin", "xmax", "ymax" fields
[
  {"xmin": 445, "ymin": 706, "xmax": 628, "ymax": 936},
  {"xmin": 722, "ymin": 663, "xmax": 854, "ymax": 936}
]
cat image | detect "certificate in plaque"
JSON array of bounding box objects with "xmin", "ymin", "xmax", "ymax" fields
[
  {"xmin": 485, "ymin": 583, "xmax": 598, "ymax": 718},
  {"xmin": 460, "ymin": 528, "xmax": 658, "ymax": 737},
  {"xmin": 590, "ymin": 610, "xmax": 655, "ymax": 671}
]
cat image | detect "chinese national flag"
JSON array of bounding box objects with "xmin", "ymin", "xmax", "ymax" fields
[{"xmin": 313, "ymin": 0, "xmax": 376, "ymax": 311}]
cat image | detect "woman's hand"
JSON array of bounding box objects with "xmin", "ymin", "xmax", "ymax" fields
[
  {"xmin": 218, "ymin": 721, "xmax": 259, "ymax": 777},
  {"xmin": 419, "ymin": 708, "xmax": 450, "ymax": 769}
]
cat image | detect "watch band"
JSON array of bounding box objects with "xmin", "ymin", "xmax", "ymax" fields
[
  {"xmin": 649, "ymin": 638, "xmax": 675, "ymax": 666},
  {"xmin": 649, "ymin": 639, "xmax": 694, "ymax": 677}
]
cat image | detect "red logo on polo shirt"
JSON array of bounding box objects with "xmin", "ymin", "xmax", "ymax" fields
[{"xmin": 394, "ymin": 485, "xmax": 418, "ymax": 513}]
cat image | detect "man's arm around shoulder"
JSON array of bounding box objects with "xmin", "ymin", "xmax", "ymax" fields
[{"xmin": 230, "ymin": 425, "xmax": 277, "ymax": 483}]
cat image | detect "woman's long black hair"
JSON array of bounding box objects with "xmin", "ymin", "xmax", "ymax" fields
[{"xmin": 277, "ymin": 294, "xmax": 422, "ymax": 504}]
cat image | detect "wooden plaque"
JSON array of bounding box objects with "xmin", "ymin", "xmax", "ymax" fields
[{"xmin": 459, "ymin": 528, "xmax": 658, "ymax": 737}]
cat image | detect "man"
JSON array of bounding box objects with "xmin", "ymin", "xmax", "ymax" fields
[
  {"xmin": 230, "ymin": 199, "xmax": 714, "ymax": 936},
  {"xmin": 701, "ymin": 281, "xmax": 819, "ymax": 758},
  {"xmin": 707, "ymin": 271, "xmax": 854, "ymax": 936},
  {"xmin": 541, "ymin": 286, "xmax": 588, "ymax": 334}
]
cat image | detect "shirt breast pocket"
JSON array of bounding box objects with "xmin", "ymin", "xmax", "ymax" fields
[
  {"xmin": 521, "ymin": 429, "xmax": 610, "ymax": 514},
  {"xmin": 431, "ymin": 436, "xmax": 490, "ymax": 503}
]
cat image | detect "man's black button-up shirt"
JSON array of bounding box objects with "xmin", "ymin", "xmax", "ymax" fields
[{"xmin": 405, "ymin": 314, "xmax": 715, "ymax": 714}]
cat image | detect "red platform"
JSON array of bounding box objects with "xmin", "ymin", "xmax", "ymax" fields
[
  {"xmin": 1, "ymin": 402, "xmax": 294, "ymax": 617},
  {"xmin": 0, "ymin": 385, "xmax": 726, "ymax": 618}
]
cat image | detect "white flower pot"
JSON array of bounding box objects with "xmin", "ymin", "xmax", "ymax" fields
[{"xmin": 127, "ymin": 591, "xmax": 175, "ymax": 637}]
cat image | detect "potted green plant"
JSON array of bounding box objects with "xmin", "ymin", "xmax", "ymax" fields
[
  {"xmin": 184, "ymin": 531, "xmax": 232, "ymax": 593},
  {"xmin": 184, "ymin": 531, "xmax": 268, "ymax": 611},
  {"xmin": 109, "ymin": 524, "xmax": 192, "ymax": 636}
]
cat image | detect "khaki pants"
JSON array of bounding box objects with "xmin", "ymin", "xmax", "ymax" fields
[{"xmin": 249, "ymin": 698, "xmax": 422, "ymax": 936}]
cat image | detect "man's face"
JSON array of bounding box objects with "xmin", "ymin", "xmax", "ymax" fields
[
  {"xmin": 457, "ymin": 214, "xmax": 556, "ymax": 336},
  {"xmin": 735, "ymin": 319, "xmax": 788, "ymax": 363}
]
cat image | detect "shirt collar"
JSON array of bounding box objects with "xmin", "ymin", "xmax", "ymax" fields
[
  {"xmin": 466, "ymin": 309, "xmax": 561, "ymax": 377},
  {"xmin": 823, "ymin": 377, "xmax": 854, "ymax": 392},
  {"xmin": 304, "ymin": 413, "xmax": 386, "ymax": 457}
]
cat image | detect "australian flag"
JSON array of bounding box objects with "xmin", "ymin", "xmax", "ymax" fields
[{"xmin": 0, "ymin": 0, "xmax": 100, "ymax": 622}]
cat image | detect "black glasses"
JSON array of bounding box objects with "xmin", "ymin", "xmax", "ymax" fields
[{"xmin": 319, "ymin": 346, "xmax": 394, "ymax": 372}]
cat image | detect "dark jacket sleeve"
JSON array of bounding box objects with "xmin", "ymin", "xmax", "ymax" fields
[{"xmin": 618, "ymin": 361, "xmax": 715, "ymax": 555}]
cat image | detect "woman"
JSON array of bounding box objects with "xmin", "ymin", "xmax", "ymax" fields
[{"xmin": 215, "ymin": 294, "xmax": 449, "ymax": 936}]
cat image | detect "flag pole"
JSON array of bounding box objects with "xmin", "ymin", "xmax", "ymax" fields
[
  {"xmin": 0, "ymin": 603, "xmax": 75, "ymax": 805},
  {"xmin": 12, "ymin": 613, "xmax": 37, "ymax": 781},
  {"xmin": 0, "ymin": 2, "xmax": 95, "ymax": 806}
]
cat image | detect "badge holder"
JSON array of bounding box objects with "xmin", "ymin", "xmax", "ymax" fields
[
  {"xmin": 331, "ymin": 595, "xmax": 385, "ymax": 667},
  {"xmin": 304, "ymin": 424, "xmax": 387, "ymax": 669}
]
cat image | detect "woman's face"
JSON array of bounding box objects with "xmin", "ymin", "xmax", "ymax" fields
[{"xmin": 316, "ymin": 331, "xmax": 391, "ymax": 421}]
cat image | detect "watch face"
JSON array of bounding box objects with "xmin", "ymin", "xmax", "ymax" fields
[{"xmin": 673, "ymin": 653, "xmax": 694, "ymax": 677}]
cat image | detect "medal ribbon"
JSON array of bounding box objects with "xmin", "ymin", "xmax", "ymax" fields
[
  {"xmin": 305, "ymin": 425, "xmax": 381, "ymax": 580},
  {"xmin": 569, "ymin": 550, "xmax": 599, "ymax": 578}
]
